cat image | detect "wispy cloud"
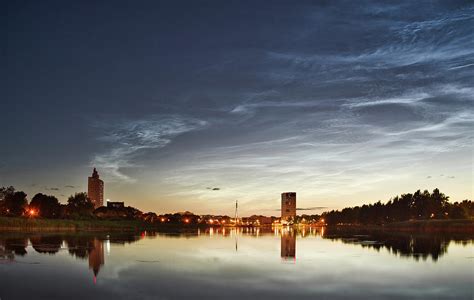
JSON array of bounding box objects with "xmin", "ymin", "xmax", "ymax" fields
[{"xmin": 92, "ymin": 115, "xmax": 208, "ymax": 182}]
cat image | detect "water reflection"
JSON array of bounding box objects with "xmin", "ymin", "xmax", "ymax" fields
[
  {"xmin": 1, "ymin": 229, "xmax": 473, "ymax": 269},
  {"xmin": 281, "ymin": 229, "xmax": 296, "ymax": 260},
  {"xmin": 89, "ymin": 238, "xmax": 104, "ymax": 281},
  {"xmin": 0, "ymin": 237, "xmax": 28, "ymax": 259},
  {"xmin": 1, "ymin": 228, "xmax": 472, "ymax": 300},
  {"xmin": 322, "ymin": 228, "xmax": 471, "ymax": 261}
]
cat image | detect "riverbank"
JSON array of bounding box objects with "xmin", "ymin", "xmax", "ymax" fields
[
  {"xmin": 1, "ymin": 217, "xmax": 473, "ymax": 233},
  {"xmin": 0, "ymin": 217, "xmax": 160, "ymax": 232},
  {"xmin": 326, "ymin": 219, "xmax": 474, "ymax": 233},
  {"xmin": 384, "ymin": 219, "xmax": 474, "ymax": 233}
]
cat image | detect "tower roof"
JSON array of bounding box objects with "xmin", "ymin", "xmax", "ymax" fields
[{"xmin": 92, "ymin": 168, "xmax": 99, "ymax": 179}]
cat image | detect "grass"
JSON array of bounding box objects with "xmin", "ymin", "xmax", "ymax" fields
[
  {"xmin": 0, "ymin": 217, "xmax": 208, "ymax": 232},
  {"xmin": 2, "ymin": 217, "xmax": 473, "ymax": 233},
  {"xmin": 0, "ymin": 217, "xmax": 148, "ymax": 231}
]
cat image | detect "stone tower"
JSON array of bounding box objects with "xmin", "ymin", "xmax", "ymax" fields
[
  {"xmin": 88, "ymin": 168, "xmax": 104, "ymax": 209},
  {"xmin": 281, "ymin": 192, "xmax": 296, "ymax": 222}
]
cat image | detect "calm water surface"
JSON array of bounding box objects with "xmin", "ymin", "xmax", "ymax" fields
[{"xmin": 1, "ymin": 227, "xmax": 473, "ymax": 299}]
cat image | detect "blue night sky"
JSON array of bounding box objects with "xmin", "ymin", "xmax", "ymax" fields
[{"xmin": 2, "ymin": 1, "xmax": 473, "ymax": 215}]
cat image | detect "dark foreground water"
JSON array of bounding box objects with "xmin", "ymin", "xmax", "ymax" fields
[{"xmin": 1, "ymin": 227, "xmax": 473, "ymax": 300}]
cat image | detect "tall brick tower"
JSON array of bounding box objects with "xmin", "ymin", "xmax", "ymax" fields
[
  {"xmin": 88, "ymin": 168, "xmax": 104, "ymax": 209},
  {"xmin": 281, "ymin": 192, "xmax": 296, "ymax": 222}
]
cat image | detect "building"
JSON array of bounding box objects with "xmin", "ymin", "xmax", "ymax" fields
[
  {"xmin": 88, "ymin": 168, "xmax": 104, "ymax": 209},
  {"xmin": 106, "ymin": 201, "xmax": 124, "ymax": 209},
  {"xmin": 281, "ymin": 192, "xmax": 296, "ymax": 222},
  {"xmin": 241, "ymin": 215, "xmax": 273, "ymax": 226}
]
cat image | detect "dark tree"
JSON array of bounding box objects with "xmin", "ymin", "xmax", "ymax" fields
[
  {"xmin": 29, "ymin": 193, "xmax": 61, "ymax": 218},
  {"xmin": 449, "ymin": 204, "xmax": 467, "ymax": 219},
  {"xmin": 66, "ymin": 192, "xmax": 94, "ymax": 218},
  {"xmin": 321, "ymin": 188, "xmax": 470, "ymax": 225},
  {"xmin": 0, "ymin": 186, "xmax": 16, "ymax": 215},
  {"xmin": 3, "ymin": 190, "xmax": 27, "ymax": 217}
]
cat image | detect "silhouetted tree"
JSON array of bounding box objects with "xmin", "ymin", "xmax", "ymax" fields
[
  {"xmin": 30, "ymin": 193, "xmax": 61, "ymax": 218},
  {"xmin": 66, "ymin": 192, "xmax": 94, "ymax": 218},
  {"xmin": 449, "ymin": 204, "xmax": 467, "ymax": 219},
  {"xmin": 321, "ymin": 188, "xmax": 470, "ymax": 225},
  {"xmin": 2, "ymin": 188, "xmax": 27, "ymax": 216},
  {"xmin": 0, "ymin": 186, "xmax": 16, "ymax": 215}
]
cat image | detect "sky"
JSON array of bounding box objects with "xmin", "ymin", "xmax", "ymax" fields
[{"xmin": 2, "ymin": 0, "xmax": 473, "ymax": 215}]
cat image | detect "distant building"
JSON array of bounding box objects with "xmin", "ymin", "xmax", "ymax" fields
[
  {"xmin": 107, "ymin": 201, "xmax": 124, "ymax": 209},
  {"xmin": 88, "ymin": 168, "xmax": 104, "ymax": 209},
  {"xmin": 281, "ymin": 192, "xmax": 296, "ymax": 222},
  {"xmin": 241, "ymin": 215, "xmax": 273, "ymax": 226}
]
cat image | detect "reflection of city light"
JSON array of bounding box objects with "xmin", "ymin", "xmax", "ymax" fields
[{"xmin": 106, "ymin": 239, "xmax": 110, "ymax": 255}]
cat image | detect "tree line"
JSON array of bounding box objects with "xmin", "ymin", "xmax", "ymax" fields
[
  {"xmin": 0, "ymin": 186, "xmax": 95, "ymax": 219},
  {"xmin": 1, "ymin": 186, "xmax": 472, "ymax": 224},
  {"xmin": 321, "ymin": 188, "xmax": 473, "ymax": 225}
]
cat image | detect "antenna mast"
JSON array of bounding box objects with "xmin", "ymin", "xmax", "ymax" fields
[{"xmin": 235, "ymin": 200, "xmax": 238, "ymax": 224}]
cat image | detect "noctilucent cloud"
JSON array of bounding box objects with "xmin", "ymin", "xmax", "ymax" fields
[{"xmin": 3, "ymin": 1, "xmax": 473, "ymax": 215}]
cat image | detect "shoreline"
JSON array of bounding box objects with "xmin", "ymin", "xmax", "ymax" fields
[
  {"xmin": 322, "ymin": 219, "xmax": 474, "ymax": 234},
  {"xmin": 0, "ymin": 217, "xmax": 473, "ymax": 233}
]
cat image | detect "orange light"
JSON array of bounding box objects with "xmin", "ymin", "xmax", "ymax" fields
[
  {"xmin": 161, "ymin": 218, "xmax": 165, "ymax": 222},
  {"xmin": 29, "ymin": 209, "xmax": 37, "ymax": 216},
  {"xmin": 209, "ymin": 219, "xmax": 214, "ymax": 224},
  {"xmin": 184, "ymin": 218, "xmax": 190, "ymax": 223}
]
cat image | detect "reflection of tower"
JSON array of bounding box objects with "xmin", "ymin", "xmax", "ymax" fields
[
  {"xmin": 88, "ymin": 168, "xmax": 104, "ymax": 209},
  {"xmin": 281, "ymin": 192, "xmax": 296, "ymax": 222},
  {"xmin": 235, "ymin": 228, "xmax": 238, "ymax": 252},
  {"xmin": 88, "ymin": 238, "xmax": 105, "ymax": 283},
  {"xmin": 281, "ymin": 230, "xmax": 296, "ymax": 260}
]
